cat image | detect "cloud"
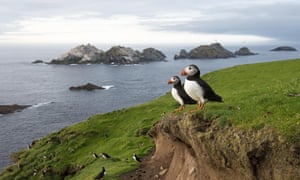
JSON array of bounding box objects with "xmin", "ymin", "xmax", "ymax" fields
[
  {"xmin": 0, "ymin": 0, "xmax": 298, "ymax": 45},
  {"xmin": 0, "ymin": 13, "xmax": 274, "ymax": 45}
]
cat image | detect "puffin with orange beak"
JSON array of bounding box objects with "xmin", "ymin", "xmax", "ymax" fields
[
  {"xmin": 168, "ymin": 76, "xmax": 196, "ymax": 111},
  {"xmin": 180, "ymin": 64, "xmax": 222, "ymax": 110}
]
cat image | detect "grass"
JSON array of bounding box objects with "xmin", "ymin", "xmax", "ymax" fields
[{"xmin": 1, "ymin": 59, "xmax": 299, "ymax": 179}]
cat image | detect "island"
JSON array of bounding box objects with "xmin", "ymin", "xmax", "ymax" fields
[
  {"xmin": 0, "ymin": 104, "xmax": 30, "ymax": 114},
  {"xmin": 234, "ymin": 47, "xmax": 257, "ymax": 56},
  {"xmin": 270, "ymin": 46, "xmax": 297, "ymax": 51},
  {"xmin": 69, "ymin": 83, "xmax": 105, "ymax": 91},
  {"xmin": 174, "ymin": 43, "xmax": 235, "ymax": 59},
  {"xmin": 48, "ymin": 44, "xmax": 166, "ymax": 65}
]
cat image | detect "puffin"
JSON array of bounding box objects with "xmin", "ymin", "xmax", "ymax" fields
[
  {"xmin": 168, "ymin": 76, "xmax": 197, "ymax": 111},
  {"xmin": 180, "ymin": 64, "xmax": 222, "ymax": 110},
  {"xmin": 101, "ymin": 152, "xmax": 111, "ymax": 159},
  {"xmin": 95, "ymin": 167, "xmax": 106, "ymax": 180},
  {"xmin": 93, "ymin": 152, "xmax": 99, "ymax": 159},
  {"xmin": 133, "ymin": 153, "xmax": 141, "ymax": 162}
]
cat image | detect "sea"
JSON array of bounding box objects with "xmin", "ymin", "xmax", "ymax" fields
[{"xmin": 0, "ymin": 43, "xmax": 299, "ymax": 171}]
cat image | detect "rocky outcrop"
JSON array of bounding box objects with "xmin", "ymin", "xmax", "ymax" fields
[
  {"xmin": 235, "ymin": 47, "xmax": 257, "ymax": 56},
  {"xmin": 174, "ymin": 49, "xmax": 189, "ymax": 60},
  {"xmin": 32, "ymin": 60, "xmax": 45, "ymax": 64},
  {"xmin": 189, "ymin": 43, "xmax": 235, "ymax": 59},
  {"xmin": 0, "ymin": 104, "xmax": 30, "ymax": 114},
  {"xmin": 48, "ymin": 44, "xmax": 166, "ymax": 65},
  {"xmin": 174, "ymin": 43, "xmax": 235, "ymax": 60},
  {"xmin": 140, "ymin": 48, "xmax": 166, "ymax": 62},
  {"xmin": 138, "ymin": 113, "xmax": 300, "ymax": 180},
  {"xmin": 50, "ymin": 44, "xmax": 104, "ymax": 64},
  {"xmin": 270, "ymin": 46, "xmax": 297, "ymax": 51},
  {"xmin": 102, "ymin": 46, "xmax": 141, "ymax": 64},
  {"xmin": 69, "ymin": 83, "xmax": 105, "ymax": 91}
]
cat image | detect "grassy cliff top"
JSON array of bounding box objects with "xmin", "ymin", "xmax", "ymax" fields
[{"xmin": 1, "ymin": 59, "xmax": 299, "ymax": 179}]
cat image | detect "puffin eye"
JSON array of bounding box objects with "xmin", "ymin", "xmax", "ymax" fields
[{"xmin": 188, "ymin": 66, "xmax": 192, "ymax": 70}]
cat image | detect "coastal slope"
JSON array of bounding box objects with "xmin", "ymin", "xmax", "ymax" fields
[{"xmin": 0, "ymin": 59, "xmax": 299, "ymax": 179}]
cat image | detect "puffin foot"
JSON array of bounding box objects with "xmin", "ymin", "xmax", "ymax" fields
[
  {"xmin": 197, "ymin": 103, "xmax": 204, "ymax": 110},
  {"xmin": 190, "ymin": 103, "xmax": 204, "ymax": 112},
  {"xmin": 174, "ymin": 105, "xmax": 184, "ymax": 112}
]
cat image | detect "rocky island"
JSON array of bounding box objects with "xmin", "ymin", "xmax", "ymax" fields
[
  {"xmin": 270, "ymin": 46, "xmax": 297, "ymax": 51},
  {"xmin": 0, "ymin": 104, "xmax": 30, "ymax": 114},
  {"xmin": 174, "ymin": 43, "xmax": 235, "ymax": 59},
  {"xmin": 69, "ymin": 83, "xmax": 105, "ymax": 91},
  {"xmin": 234, "ymin": 47, "xmax": 257, "ymax": 56},
  {"xmin": 48, "ymin": 44, "xmax": 166, "ymax": 65}
]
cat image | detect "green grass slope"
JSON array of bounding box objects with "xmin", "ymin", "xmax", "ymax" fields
[{"xmin": 1, "ymin": 59, "xmax": 299, "ymax": 179}]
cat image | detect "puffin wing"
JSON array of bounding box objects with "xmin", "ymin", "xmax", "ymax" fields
[{"xmin": 196, "ymin": 78, "xmax": 223, "ymax": 102}]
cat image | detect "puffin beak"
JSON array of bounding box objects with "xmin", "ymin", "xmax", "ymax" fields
[
  {"xmin": 180, "ymin": 69, "xmax": 187, "ymax": 76},
  {"xmin": 167, "ymin": 80, "xmax": 172, "ymax": 84}
]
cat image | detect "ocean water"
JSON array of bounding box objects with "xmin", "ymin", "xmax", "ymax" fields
[{"xmin": 0, "ymin": 44, "xmax": 299, "ymax": 171}]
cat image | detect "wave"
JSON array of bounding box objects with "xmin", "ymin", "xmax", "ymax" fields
[
  {"xmin": 102, "ymin": 85, "xmax": 114, "ymax": 90},
  {"xmin": 28, "ymin": 102, "xmax": 54, "ymax": 109}
]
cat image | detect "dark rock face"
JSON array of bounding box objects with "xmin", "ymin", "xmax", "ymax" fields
[
  {"xmin": 50, "ymin": 44, "xmax": 104, "ymax": 64},
  {"xmin": 48, "ymin": 44, "xmax": 166, "ymax": 65},
  {"xmin": 69, "ymin": 83, "xmax": 105, "ymax": 91},
  {"xmin": 270, "ymin": 46, "xmax": 297, "ymax": 51},
  {"xmin": 174, "ymin": 49, "xmax": 189, "ymax": 59},
  {"xmin": 234, "ymin": 47, "xmax": 257, "ymax": 56},
  {"xmin": 0, "ymin": 104, "xmax": 30, "ymax": 114},
  {"xmin": 140, "ymin": 48, "xmax": 166, "ymax": 62},
  {"xmin": 189, "ymin": 43, "xmax": 235, "ymax": 59}
]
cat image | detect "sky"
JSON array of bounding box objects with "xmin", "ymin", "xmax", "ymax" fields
[{"xmin": 0, "ymin": 0, "xmax": 299, "ymax": 45}]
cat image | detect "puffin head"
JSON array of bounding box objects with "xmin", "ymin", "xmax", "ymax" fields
[
  {"xmin": 180, "ymin": 64, "xmax": 200, "ymax": 77},
  {"xmin": 167, "ymin": 76, "xmax": 181, "ymax": 85}
]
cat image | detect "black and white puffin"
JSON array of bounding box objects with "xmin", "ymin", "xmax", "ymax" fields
[
  {"xmin": 95, "ymin": 167, "xmax": 106, "ymax": 180},
  {"xmin": 168, "ymin": 76, "xmax": 197, "ymax": 111},
  {"xmin": 180, "ymin": 64, "xmax": 222, "ymax": 110},
  {"xmin": 93, "ymin": 152, "xmax": 99, "ymax": 159},
  {"xmin": 101, "ymin": 152, "xmax": 111, "ymax": 159},
  {"xmin": 133, "ymin": 153, "xmax": 141, "ymax": 162}
]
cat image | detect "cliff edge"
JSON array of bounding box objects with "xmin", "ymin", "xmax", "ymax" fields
[{"xmin": 124, "ymin": 113, "xmax": 300, "ymax": 180}]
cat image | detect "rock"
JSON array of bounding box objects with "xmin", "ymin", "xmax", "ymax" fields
[
  {"xmin": 102, "ymin": 46, "xmax": 141, "ymax": 64},
  {"xmin": 69, "ymin": 83, "xmax": 105, "ymax": 91},
  {"xmin": 234, "ymin": 47, "xmax": 257, "ymax": 56},
  {"xmin": 50, "ymin": 44, "xmax": 104, "ymax": 64},
  {"xmin": 189, "ymin": 43, "xmax": 235, "ymax": 59},
  {"xmin": 270, "ymin": 46, "xmax": 297, "ymax": 51},
  {"xmin": 140, "ymin": 48, "xmax": 166, "ymax": 62},
  {"xmin": 0, "ymin": 104, "xmax": 30, "ymax": 114},
  {"xmin": 174, "ymin": 49, "xmax": 189, "ymax": 59},
  {"xmin": 32, "ymin": 60, "xmax": 45, "ymax": 64}
]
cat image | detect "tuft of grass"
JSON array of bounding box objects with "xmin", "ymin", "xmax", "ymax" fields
[{"xmin": 1, "ymin": 59, "xmax": 299, "ymax": 179}]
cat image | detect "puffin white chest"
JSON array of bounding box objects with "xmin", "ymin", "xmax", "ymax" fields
[
  {"xmin": 184, "ymin": 79, "xmax": 204, "ymax": 102},
  {"xmin": 171, "ymin": 87, "xmax": 184, "ymax": 105}
]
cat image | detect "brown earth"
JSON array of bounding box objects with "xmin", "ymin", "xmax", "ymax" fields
[{"xmin": 121, "ymin": 113, "xmax": 300, "ymax": 180}]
